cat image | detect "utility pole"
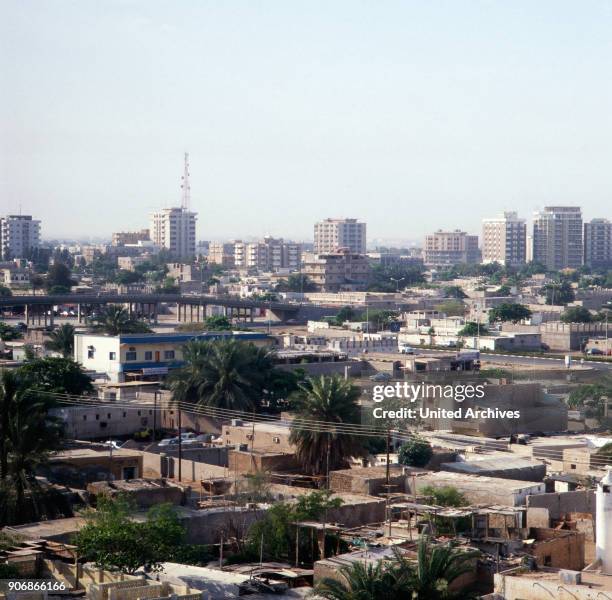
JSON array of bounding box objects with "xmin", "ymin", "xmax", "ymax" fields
[
  {"xmin": 178, "ymin": 407, "xmax": 183, "ymax": 482},
  {"xmin": 152, "ymin": 389, "xmax": 158, "ymax": 443}
]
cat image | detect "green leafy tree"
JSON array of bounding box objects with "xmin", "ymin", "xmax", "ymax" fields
[
  {"xmin": 46, "ymin": 262, "xmax": 73, "ymax": 291},
  {"xmin": 170, "ymin": 338, "xmax": 275, "ymax": 411},
  {"xmin": 421, "ymin": 485, "xmax": 467, "ymax": 507},
  {"xmin": 115, "ymin": 270, "xmax": 144, "ymax": 285},
  {"xmin": 289, "ymin": 375, "xmax": 365, "ymax": 475},
  {"xmin": 75, "ymin": 496, "xmax": 185, "ymax": 573},
  {"xmin": 433, "ymin": 300, "xmax": 466, "ymax": 317},
  {"xmin": 0, "ymin": 285, "xmax": 12, "ymax": 297},
  {"xmin": 457, "ymin": 322, "xmax": 488, "ymax": 337},
  {"xmin": 315, "ymin": 560, "xmax": 400, "ymax": 600},
  {"xmin": 488, "ymin": 303, "xmax": 532, "ymax": 324},
  {"xmin": 367, "ymin": 264, "xmax": 425, "ymax": 292},
  {"xmin": 275, "ymin": 273, "xmax": 317, "ymax": 293},
  {"xmin": 246, "ymin": 491, "xmax": 342, "ymax": 563},
  {"xmin": 0, "ymin": 323, "xmax": 22, "ymax": 341},
  {"xmin": 30, "ymin": 274, "xmax": 45, "ymax": 295},
  {"xmin": 19, "ymin": 357, "xmax": 93, "ymax": 395},
  {"xmin": 560, "ymin": 306, "xmax": 593, "ymax": 323},
  {"xmin": 398, "ymin": 437, "xmax": 433, "ymax": 467},
  {"xmin": 92, "ymin": 305, "xmax": 152, "ymax": 335},
  {"xmin": 542, "ymin": 281, "xmax": 575, "ymax": 305},
  {"xmin": 496, "ymin": 284, "xmax": 512, "ymax": 296},
  {"xmin": 44, "ymin": 323, "xmax": 76, "ymax": 358},
  {"xmin": 443, "ymin": 285, "xmax": 467, "ymax": 299},
  {"xmin": 203, "ymin": 315, "xmax": 232, "ymax": 330}
]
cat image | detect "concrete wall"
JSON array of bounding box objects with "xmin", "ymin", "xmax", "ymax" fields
[
  {"xmin": 526, "ymin": 489, "xmax": 596, "ymax": 520},
  {"xmin": 530, "ymin": 528, "xmax": 585, "ymax": 571}
]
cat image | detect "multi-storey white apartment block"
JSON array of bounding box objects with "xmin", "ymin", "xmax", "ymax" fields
[
  {"xmin": 423, "ymin": 230, "xmax": 480, "ymax": 267},
  {"xmin": 482, "ymin": 212, "xmax": 527, "ymax": 266},
  {"xmin": 533, "ymin": 206, "xmax": 583, "ymax": 270},
  {"xmin": 314, "ymin": 218, "xmax": 366, "ymax": 254},
  {"xmin": 150, "ymin": 207, "xmax": 197, "ymax": 259},
  {"xmin": 0, "ymin": 215, "xmax": 41, "ymax": 260}
]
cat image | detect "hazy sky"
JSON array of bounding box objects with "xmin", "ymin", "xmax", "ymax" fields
[{"xmin": 2, "ymin": 1, "xmax": 612, "ymax": 244}]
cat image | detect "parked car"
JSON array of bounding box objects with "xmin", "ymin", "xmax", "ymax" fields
[
  {"xmin": 158, "ymin": 437, "xmax": 179, "ymax": 447},
  {"xmin": 398, "ymin": 345, "xmax": 415, "ymax": 354},
  {"xmin": 586, "ymin": 348, "xmax": 604, "ymax": 356},
  {"xmin": 369, "ymin": 372, "xmax": 392, "ymax": 382}
]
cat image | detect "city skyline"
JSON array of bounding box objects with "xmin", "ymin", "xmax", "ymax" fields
[{"xmin": 3, "ymin": 1, "xmax": 612, "ymax": 239}]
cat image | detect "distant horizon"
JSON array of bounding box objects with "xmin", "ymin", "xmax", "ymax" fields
[{"xmin": 3, "ymin": 2, "xmax": 612, "ymax": 240}]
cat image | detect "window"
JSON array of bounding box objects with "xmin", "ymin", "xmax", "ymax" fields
[
  {"xmin": 109, "ymin": 352, "xmax": 116, "ymax": 360},
  {"xmin": 125, "ymin": 351, "xmax": 137, "ymax": 361},
  {"xmin": 544, "ymin": 555, "xmax": 552, "ymax": 566},
  {"xmin": 571, "ymin": 464, "xmax": 576, "ymax": 470},
  {"xmin": 87, "ymin": 346, "xmax": 95, "ymax": 359},
  {"xmin": 144, "ymin": 351, "xmax": 153, "ymax": 360},
  {"xmin": 164, "ymin": 350, "xmax": 175, "ymax": 359},
  {"xmin": 107, "ymin": 413, "xmax": 111, "ymax": 419},
  {"xmin": 82, "ymin": 415, "xmax": 87, "ymax": 421},
  {"xmin": 123, "ymin": 412, "xmax": 127, "ymax": 418},
  {"xmin": 95, "ymin": 414, "xmax": 100, "ymax": 421},
  {"xmin": 273, "ymin": 436, "xmax": 280, "ymax": 444}
]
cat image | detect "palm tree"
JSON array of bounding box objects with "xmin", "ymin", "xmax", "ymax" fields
[
  {"xmin": 92, "ymin": 305, "xmax": 151, "ymax": 335},
  {"xmin": 44, "ymin": 323, "xmax": 76, "ymax": 358},
  {"xmin": 401, "ymin": 537, "xmax": 479, "ymax": 599},
  {"xmin": 0, "ymin": 370, "xmax": 64, "ymax": 525},
  {"xmin": 171, "ymin": 338, "xmax": 274, "ymax": 412},
  {"xmin": 315, "ymin": 560, "xmax": 400, "ymax": 600},
  {"xmin": 289, "ymin": 375, "xmax": 365, "ymax": 476},
  {"xmin": 314, "ymin": 539, "xmax": 478, "ymax": 600}
]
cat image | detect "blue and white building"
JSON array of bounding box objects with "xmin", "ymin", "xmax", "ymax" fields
[{"xmin": 74, "ymin": 331, "xmax": 272, "ymax": 383}]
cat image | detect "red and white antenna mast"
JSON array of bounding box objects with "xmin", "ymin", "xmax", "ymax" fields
[{"xmin": 180, "ymin": 152, "xmax": 191, "ymax": 210}]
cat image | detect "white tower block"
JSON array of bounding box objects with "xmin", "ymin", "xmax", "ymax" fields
[{"xmin": 596, "ymin": 466, "xmax": 612, "ymax": 573}]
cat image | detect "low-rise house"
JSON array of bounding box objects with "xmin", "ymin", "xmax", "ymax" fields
[{"xmin": 74, "ymin": 331, "xmax": 272, "ymax": 382}]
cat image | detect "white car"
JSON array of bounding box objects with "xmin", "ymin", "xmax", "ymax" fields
[
  {"xmin": 398, "ymin": 345, "xmax": 415, "ymax": 354},
  {"xmin": 158, "ymin": 437, "xmax": 179, "ymax": 447}
]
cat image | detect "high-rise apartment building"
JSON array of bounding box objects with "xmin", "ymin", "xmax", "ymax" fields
[
  {"xmin": 532, "ymin": 207, "xmax": 583, "ymax": 270},
  {"xmin": 234, "ymin": 237, "xmax": 302, "ymax": 271},
  {"xmin": 0, "ymin": 215, "xmax": 41, "ymax": 260},
  {"xmin": 482, "ymin": 212, "xmax": 527, "ymax": 266},
  {"xmin": 423, "ymin": 230, "xmax": 480, "ymax": 267},
  {"xmin": 150, "ymin": 208, "xmax": 197, "ymax": 259},
  {"xmin": 314, "ymin": 218, "xmax": 366, "ymax": 254},
  {"xmin": 208, "ymin": 242, "xmax": 236, "ymax": 268},
  {"xmin": 112, "ymin": 229, "xmax": 150, "ymax": 247},
  {"xmin": 584, "ymin": 218, "xmax": 612, "ymax": 268},
  {"xmin": 302, "ymin": 250, "xmax": 370, "ymax": 292}
]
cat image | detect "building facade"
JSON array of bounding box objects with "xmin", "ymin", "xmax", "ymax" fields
[
  {"xmin": 314, "ymin": 218, "xmax": 366, "ymax": 254},
  {"xmin": 533, "ymin": 206, "xmax": 583, "ymax": 270},
  {"xmin": 423, "ymin": 230, "xmax": 480, "ymax": 267},
  {"xmin": 0, "ymin": 215, "xmax": 41, "ymax": 260},
  {"xmin": 584, "ymin": 218, "xmax": 612, "ymax": 268},
  {"xmin": 208, "ymin": 242, "xmax": 236, "ymax": 268},
  {"xmin": 111, "ymin": 229, "xmax": 150, "ymax": 247},
  {"xmin": 74, "ymin": 331, "xmax": 272, "ymax": 383},
  {"xmin": 302, "ymin": 250, "xmax": 370, "ymax": 292},
  {"xmin": 482, "ymin": 212, "xmax": 527, "ymax": 266},
  {"xmin": 234, "ymin": 237, "xmax": 302, "ymax": 271},
  {"xmin": 150, "ymin": 207, "xmax": 197, "ymax": 259}
]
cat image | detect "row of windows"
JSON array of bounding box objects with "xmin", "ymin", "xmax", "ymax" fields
[
  {"xmin": 124, "ymin": 350, "xmax": 175, "ymax": 361},
  {"xmin": 82, "ymin": 409, "xmax": 153, "ymax": 421}
]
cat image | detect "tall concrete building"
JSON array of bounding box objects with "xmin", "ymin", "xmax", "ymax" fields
[
  {"xmin": 111, "ymin": 229, "xmax": 150, "ymax": 247},
  {"xmin": 234, "ymin": 237, "xmax": 301, "ymax": 271},
  {"xmin": 0, "ymin": 215, "xmax": 41, "ymax": 260},
  {"xmin": 302, "ymin": 250, "xmax": 370, "ymax": 292},
  {"xmin": 532, "ymin": 206, "xmax": 583, "ymax": 270},
  {"xmin": 423, "ymin": 230, "xmax": 480, "ymax": 267},
  {"xmin": 584, "ymin": 218, "xmax": 612, "ymax": 268},
  {"xmin": 314, "ymin": 218, "xmax": 366, "ymax": 254},
  {"xmin": 150, "ymin": 207, "xmax": 197, "ymax": 259},
  {"xmin": 482, "ymin": 212, "xmax": 527, "ymax": 266}
]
